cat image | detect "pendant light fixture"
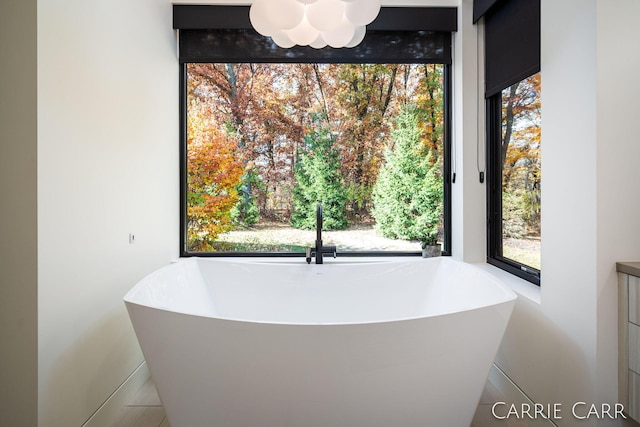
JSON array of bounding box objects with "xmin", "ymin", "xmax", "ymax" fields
[{"xmin": 249, "ymin": 0, "xmax": 381, "ymax": 48}]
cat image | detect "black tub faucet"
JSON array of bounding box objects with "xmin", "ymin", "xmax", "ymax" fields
[{"xmin": 305, "ymin": 204, "xmax": 337, "ymax": 264}]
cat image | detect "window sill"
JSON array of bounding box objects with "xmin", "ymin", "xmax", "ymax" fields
[{"xmin": 471, "ymin": 262, "xmax": 541, "ymax": 304}]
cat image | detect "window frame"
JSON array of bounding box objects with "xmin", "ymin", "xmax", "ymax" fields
[
  {"xmin": 176, "ymin": 12, "xmax": 454, "ymax": 258},
  {"xmin": 485, "ymin": 79, "xmax": 540, "ymax": 286},
  {"xmin": 180, "ymin": 62, "xmax": 452, "ymax": 258},
  {"xmin": 482, "ymin": 0, "xmax": 540, "ymax": 285}
]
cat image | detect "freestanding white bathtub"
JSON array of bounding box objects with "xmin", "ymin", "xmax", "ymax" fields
[{"xmin": 124, "ymin": 257, "xmax": 516, "ymax": 427}]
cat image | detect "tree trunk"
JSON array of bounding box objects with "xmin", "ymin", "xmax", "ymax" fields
[{"xmin": 501, "ymin": 83, "xmax": 519, "ymax": 185}]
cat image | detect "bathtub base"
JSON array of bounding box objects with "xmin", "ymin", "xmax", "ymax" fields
[{"xmin": 128, "ymin": 301, "xmax": 513, "ymax": 427}]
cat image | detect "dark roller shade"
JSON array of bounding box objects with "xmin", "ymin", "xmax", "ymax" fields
[
  {"xmin": 173, "ymin": 5, "xmax": 252, "ymax": 29},
  {"xmin": 174, "ymin": 5, "xmax": 456, "ymax": 64},
  {"xmin": 473, "ymin": 0, "xmax": 504, "ymax": 24},
  {"xmin": 179, "ymin": 29, "xmax": 451, "ymax": 64},
  {"xmin": 174, "ymin": 5, "xmax": 457, "ymax": 32},
  {"xmin": 484, "ymin": 0, "xmax": 540, "ymax": 97}
]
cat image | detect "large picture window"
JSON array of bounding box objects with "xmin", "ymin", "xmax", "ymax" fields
[{"xmin": 176, "ymin": 7, "xmax": 454, "ymax": 257}]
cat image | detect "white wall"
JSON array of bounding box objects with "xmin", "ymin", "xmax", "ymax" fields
[
  {"xmin": 491, "ymin": 1, "xmax": 640, "ymax": 425},
  {"xmin": 0, "ymin": 1, "xmax": 38, "ymax": 426},
  {"xmin": 500, "ymin": 0, "xmax": 600, "ymax": 412},
  {"xmin": 451, "ymin": 0, "xmax": 486, "ymax": 263},
  {"xmin": 36, "ymin": 0, "xmax": 179, "ymax": 425},
  {"xmin": 595, "ymin": 0, "xmax": 640, "ymax": 411}
]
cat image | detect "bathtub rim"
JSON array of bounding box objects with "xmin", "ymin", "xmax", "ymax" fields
[{"xmin": 124, "ymin": 256, "xmax": 517, "ymax": 327}]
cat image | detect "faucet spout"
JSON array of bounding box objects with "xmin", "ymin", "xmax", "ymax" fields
[
  {"xmin": 305, "ymin": 203, "xmax": 337, "ymax": 264},
  {"xmin": 316, "ymin": 204, "xmax": 323, "ymax": 244},
  {"xmin": 315, "ymin": 204, "xmax": 324, "ymax": 264}
]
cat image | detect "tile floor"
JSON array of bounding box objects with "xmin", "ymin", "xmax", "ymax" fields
[
  {"xmin": 109, "ymin": 380, "xmax": 168, "ymax": 427},
  {"xmin": 109, "ymin": 378, "xmax": 640, "ymax": 427}
]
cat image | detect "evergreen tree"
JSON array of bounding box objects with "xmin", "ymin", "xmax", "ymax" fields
[
  {"xmin": 231, "ymin": 168, "xmax": 261, "ymax": 227},
  {"xmin": 372, "ymin": 106, "xmax": 443, "ymax": 243},
  {"xmin": 291, "ymin": 119, "xmax": 348, "ymax": 230}
]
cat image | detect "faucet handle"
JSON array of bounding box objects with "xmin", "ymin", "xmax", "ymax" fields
[{"xmin": 322, "ymin": 245, "xmax": 337, "ymax": 258}]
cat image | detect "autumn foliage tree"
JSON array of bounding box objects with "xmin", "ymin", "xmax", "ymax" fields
[
  {"xmin": 332, "ymin": 64, "xmax": 398, "ymax": 217},
  {"xmin": 187, "ymin": 63, "xmax": 304, "ymax": 219},
  {"xmin": 186, "ymin": 102, "xmax": 244, "ymax": 251},
  {"xmin": 415, "ymin": 64, "xmax": 444, "ymax": 162},
  {"xmin": 501, "ymin": 73, "xmax": 541, "ymax": 238}
]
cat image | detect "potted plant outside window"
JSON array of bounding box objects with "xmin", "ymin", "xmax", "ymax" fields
[{"xmin": 421, "ymin": 232, "xmax": 441, "ymax": 258}]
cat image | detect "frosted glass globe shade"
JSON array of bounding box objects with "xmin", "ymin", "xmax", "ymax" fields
[
  {"xmin": 287, "ymin": 16, "xmax": 320, "ymax": 46},
  {"xmin": 345, "ymin": 25, "xmax": 366, "ymax": 47},
  {"xmin": 265, "ymin": 0, "xmax": 305, "ymax": 31},
  {"xmin": 322, "ymin": 19, "xmax": 355, "ymax": 48},
  {"xmin": 250, "ymin": 0, "xmax": 278, "ymax": 36},
  {"xmin": 307, "ymin": 0, "xmax": 344, "ymax": 32},
  {"xmin": 309, "ymin": 34, "xmax": 328, "ymax": 49},
  {"xmin": 271, "ymin": 31, "xmax": 297, "ymax": 48},
  {"xmin": 251, "ymin": 0, "xmax": 376, "ymax": 48},
  {"xmin": 345, "ymin": 0, "xmax": 380, "ymax": 26}
]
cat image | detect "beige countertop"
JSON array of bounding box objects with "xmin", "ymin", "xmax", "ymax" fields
[{"xmin": 617, "ymin": 262, "xmax": 640, "ymax": 277}]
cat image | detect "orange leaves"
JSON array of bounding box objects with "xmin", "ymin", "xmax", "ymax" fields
[
  {"xmin": 500, "ymin": 73, "xmax": 541, "ymax": 187},
  {"xmin": 186, "ymin": 100, "xmax": 244, "ymax": 251},
  {"xmin": 500, "ymin": 73, "xmax": 541, "ymax": 237}
]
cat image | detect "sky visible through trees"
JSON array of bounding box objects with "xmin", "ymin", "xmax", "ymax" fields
[{"xmin": 186, "ymin": 62, "xmax": 448, "ymax": 252}]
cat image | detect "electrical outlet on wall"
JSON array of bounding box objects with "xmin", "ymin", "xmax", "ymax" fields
[{"xmin": 129, "ymin": 233, "xmax": 136, "ymax": 244}]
